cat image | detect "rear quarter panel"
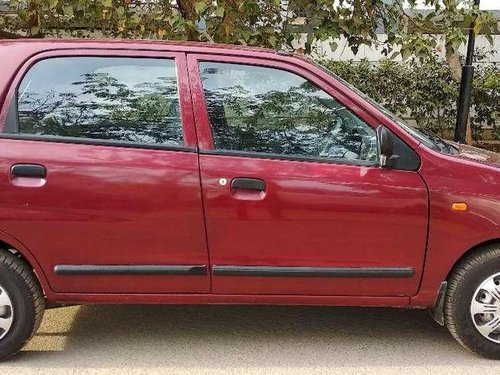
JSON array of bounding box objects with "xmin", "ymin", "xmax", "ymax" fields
[{"xmin": 0, "ymin": 42, "xmax": 54, "ymax": 292}]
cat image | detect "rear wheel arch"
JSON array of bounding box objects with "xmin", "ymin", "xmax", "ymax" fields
[
  {"xmin": 0, "ymin": 235, "xmax": 49, "ymax": 299},
  {"xmin": 0, "ymin": 247, "xmax": 46, "ymax": 360}
]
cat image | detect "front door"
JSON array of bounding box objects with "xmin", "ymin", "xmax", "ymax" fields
[
  {"xmin": 0, "ymin": 51, "xmax": 210, "ymax": 294},
  {"xmin": 189, "ymin": 55, "xmax": 428, "ymax": 296}
]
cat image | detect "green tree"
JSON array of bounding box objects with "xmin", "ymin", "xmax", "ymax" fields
[{"xmin": 1, "ymin": 1, "xmax": 494, "ymax": 54}]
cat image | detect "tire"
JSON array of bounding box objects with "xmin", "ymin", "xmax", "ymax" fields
[
  {"xmin": 445, "ymin": 243, "xmax": 500, "ymax": 359},
  {"xmin": 0, "ymin": 250, "xmax": 45, "ymax": 361}
]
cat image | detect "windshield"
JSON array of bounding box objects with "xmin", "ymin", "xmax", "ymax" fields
[{"xmin": 312, "ymin": 59, "xmax": 458, "ymax": 155}]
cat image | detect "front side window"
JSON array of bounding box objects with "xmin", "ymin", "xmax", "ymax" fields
[
  {"xmin": 15, "ymin": 57, "xmax": 183, "ymax": 146},
  {"xmin": 199, "ymin": 62, "xmax": 378, "ymax": 163}
]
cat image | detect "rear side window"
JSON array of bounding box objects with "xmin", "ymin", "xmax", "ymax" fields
[
  {"xmin": 199, "ymin": 62, "xmax": 378, "ymax": 164},
  {"xmin": 13, "ymin": 57, "xmax": 183, "ymax": 147}
]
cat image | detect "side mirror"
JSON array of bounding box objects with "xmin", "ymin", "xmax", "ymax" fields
[{"xmin": 377, "ymin": 125, "xmax": 400, "ymax": 168}]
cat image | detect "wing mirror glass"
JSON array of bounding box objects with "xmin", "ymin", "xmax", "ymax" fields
[{"xmin": 377, "ymin": 125, "xmax": 400, "ymax": 168}]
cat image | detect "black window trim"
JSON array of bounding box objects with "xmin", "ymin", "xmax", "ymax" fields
[
  {"xmin": 5, "ymin": 55, "xmax": 191, "ymax": 152},
  {"xmin": 0, "ymin": 132, "xmax": 197, "ymax": 153},
  {"xmin": 3, "ymin": 94, "xmax": 18, "ymax": 134},
  {"xmin": 200, "ymin": 148, "xmax": 380, "ymax": 168}
]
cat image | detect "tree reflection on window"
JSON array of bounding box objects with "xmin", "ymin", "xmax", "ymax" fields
[
  {"xmin": 200, "ymin": 62, "xmax": 378, "ymax": 163},
  {"xmin": 17, "ymin": 57, "xmax": 183, "ymax": 146}
]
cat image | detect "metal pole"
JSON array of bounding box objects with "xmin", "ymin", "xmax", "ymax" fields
[{"xmin": 454, "ymin": 0, "xmax": 480, "ymax": 143}]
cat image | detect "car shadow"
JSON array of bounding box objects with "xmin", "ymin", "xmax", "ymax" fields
[{"xmin": 4, "ymin": 304, "xmax": 497, "ymax": 370}]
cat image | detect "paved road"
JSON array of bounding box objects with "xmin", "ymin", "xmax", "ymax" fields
[{"xmin": 1, "ymin": 304, "xmax": 500, "ymax": 374}]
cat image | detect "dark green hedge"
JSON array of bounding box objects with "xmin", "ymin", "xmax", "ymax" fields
[{"xmin": 319, "ymin": 59, "xmax": 500, "ymax": 141}]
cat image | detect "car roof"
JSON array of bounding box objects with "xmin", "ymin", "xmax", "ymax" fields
[{"xmin": 0, "ymin": 38, "xmax": 290, "ymax": 58}]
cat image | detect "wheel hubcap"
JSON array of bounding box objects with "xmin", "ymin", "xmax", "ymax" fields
[
  {"xmin": 0, "ymin": 284, "xmax": 14, "ymax": 341},
  {"xmin": 470, "ymin": 272, "xmax": 500, "ymax": 344}
]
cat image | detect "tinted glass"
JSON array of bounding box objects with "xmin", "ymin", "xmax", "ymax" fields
[
  {"xmin": 199, "ymin": 62, "xmax": 378, "ymax": 163},
  {"xmin": 16, "ymin": 57, "xmax": 183, "ymax": 146}
]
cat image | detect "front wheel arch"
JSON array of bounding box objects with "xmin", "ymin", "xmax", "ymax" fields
[
  {"xmin": 444, "ymin": 242, "xmax": 500, "ymax": 358},
  {"xmin": 446, "ymin": 239, "xmax": 500, "ymax": 282},
  {"xmin": 428, "ymin": 238, "xmax": 500, "ymax": 324}
]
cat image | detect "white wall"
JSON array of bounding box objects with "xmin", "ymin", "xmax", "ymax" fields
[{"xmin": 307, "ymin": 34, "xmax": 500, "ymax": 63}]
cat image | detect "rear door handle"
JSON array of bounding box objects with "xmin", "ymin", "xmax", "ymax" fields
[
  {"xmin": 11, "ymin": 164, "xmax": 47, "ymax": 178},
  {"xmin": 231, "ymin": 178, "xmax": 266, "ymax": 191}
]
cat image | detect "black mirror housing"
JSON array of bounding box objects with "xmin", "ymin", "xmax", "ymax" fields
[{"xmin": 377, "ymin": 125, "xmax": 421, "ymax": 171}]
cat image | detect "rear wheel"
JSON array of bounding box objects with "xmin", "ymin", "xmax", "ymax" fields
[
  {"xmin": 445, "ymin": 244, "xmax": 500, "ymax": 359},
  {"xmin": 0, "ymin": 251, "xmax": 45, "ymax": 361}
]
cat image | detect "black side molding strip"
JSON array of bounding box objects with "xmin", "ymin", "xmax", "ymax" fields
[
  {"xmin": 212, "ymin": 266, "xmax": 414, "ymax": 278},
  {"xmin": 54, "ymin": 265, "xmax": 207, "ymax": 276}
]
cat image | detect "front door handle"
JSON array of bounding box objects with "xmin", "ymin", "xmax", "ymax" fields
[
  {"xmin": 231, "ymin": 178, "xmax": 266, "ymax": 191},
  {"xmin": 11, "ymin": 164, "xmax": 47, "ymax": 178}
]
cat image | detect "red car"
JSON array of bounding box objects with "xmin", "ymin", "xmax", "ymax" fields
[{"xmin": 0, "ymin": 39, "xmax": 499, "ymax": 360}]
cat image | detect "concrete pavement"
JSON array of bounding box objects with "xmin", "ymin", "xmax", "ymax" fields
[{"xmin": 1, "ymin": 304, "xmax": 500, "ymax": 374}]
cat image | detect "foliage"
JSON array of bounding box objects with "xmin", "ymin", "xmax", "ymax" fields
[
  {"xmin": 0, "ymin": 0, "xmax": 285, "ymax": 47},
  {"xmin": 472, "ymin": 65, "xmax": 500, "ymax": 140},
  {"xmin": 0, "ymin": 0, "xmax": 495, "ymax": 61},
  {"xmin": 320, "ymin": 58, "xmax": 500, "ymax": 141}
]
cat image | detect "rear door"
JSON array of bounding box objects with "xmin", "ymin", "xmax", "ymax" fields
[
  {"xmin": 189, "ymin": 54, "xmax": 429, "ymax": 296},
  {"xmin": 0, "ymin": 50, "xmax": 210, "ymax": 294}
]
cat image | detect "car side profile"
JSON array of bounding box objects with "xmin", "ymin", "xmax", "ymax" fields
[{"xmin": 0, "ymin": 39, "xmax": 499, "ymax": 360}]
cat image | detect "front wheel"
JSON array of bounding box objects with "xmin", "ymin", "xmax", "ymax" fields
[
  {"xmin": 0, "ymin": 251, "xmax": 45, "ymax": 361},
  {"xmin": 445, "ymin": 244, "xmax": 500, "ymax": 359}
]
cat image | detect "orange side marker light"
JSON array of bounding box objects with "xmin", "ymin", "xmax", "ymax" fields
[{"xmin": 452, "ymin": 203, "xmax": 468, "ymax": 212}]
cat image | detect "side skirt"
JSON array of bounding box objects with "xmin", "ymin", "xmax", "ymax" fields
[{"xmin": 46, "ymin": 292, "xmax": 411, "ymax": 307}]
